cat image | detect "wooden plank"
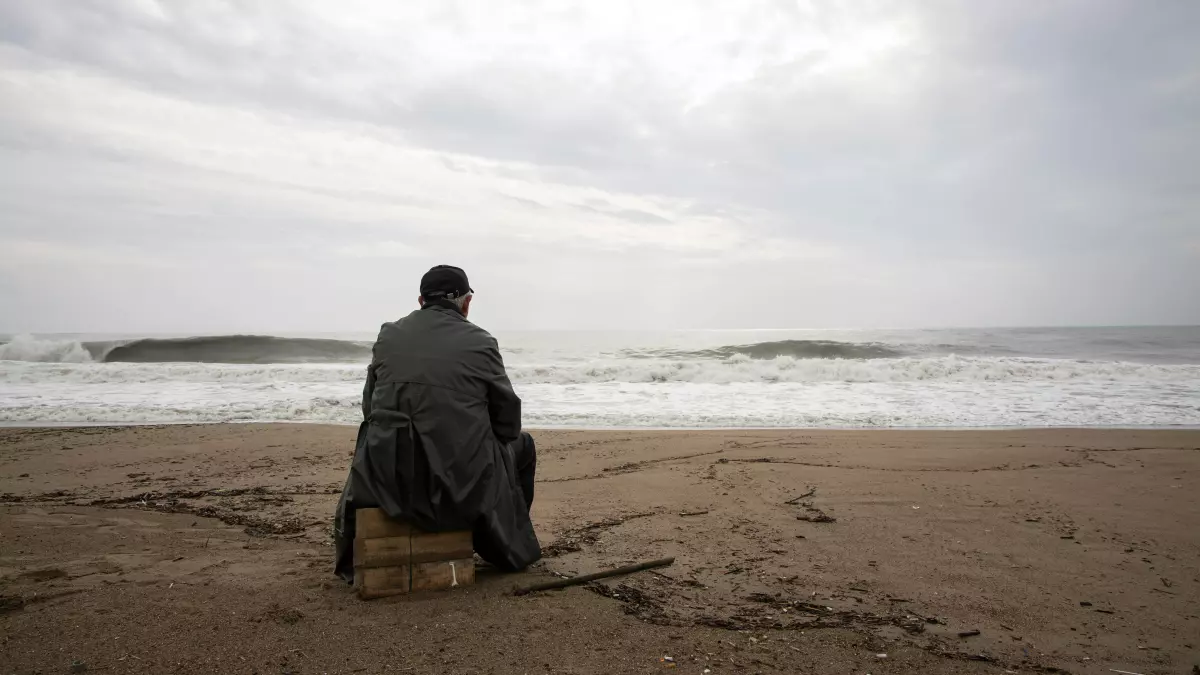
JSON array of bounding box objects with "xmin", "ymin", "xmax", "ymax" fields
[
  {"xmin": 410, "ymin": 530, "xmax": 473, "ymax": 564},
  {"xmin": 355, "ymin": 565, "xmax": 411, "ymax": 599},
  {"xmin": 354, "ymin": 535, "xmax": 412, "ymax": 569},
  {"xmin": 355, "ymin": 508, "xmax": 413, "ymax": 539},
  {"xmin": 352, "ymin": 510, "xmax": 475, "ymax": 598},
  {"xmin": 411, "ymin": 558, "xmax": 475, "ymax": 592}
]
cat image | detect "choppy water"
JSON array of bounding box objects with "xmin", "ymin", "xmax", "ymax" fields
[{"xmin": 1, "ymin": 326, "xmax": 1198, "ymax": 428}]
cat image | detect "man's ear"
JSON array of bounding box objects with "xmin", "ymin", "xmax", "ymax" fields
[
  {"xmin": 462, "ymin": 295, "xmax": 473, "ymax": 317},
  {"xmin": 417, "ymin": 295, "xmax": 425, "ymax": 307}
]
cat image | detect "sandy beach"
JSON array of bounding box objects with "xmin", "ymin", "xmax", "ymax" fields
[{"xmin": 1, "ymin": 425, "xmax": 1197, "ymax": 674}]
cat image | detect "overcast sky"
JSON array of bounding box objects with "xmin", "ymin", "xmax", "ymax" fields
[{"xmin": 1, "ymin": 0, "xmax": 1197, "ymax": 333}]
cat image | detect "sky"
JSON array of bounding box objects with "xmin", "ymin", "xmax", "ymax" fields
[{"xmin": 0, "ymin": 0, "xmax": 1198, "ymax": 333}]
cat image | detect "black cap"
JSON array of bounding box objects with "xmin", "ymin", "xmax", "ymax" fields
[{"xmin": 420, "ymin": 265, "xmax": 473, "ymax": 299}]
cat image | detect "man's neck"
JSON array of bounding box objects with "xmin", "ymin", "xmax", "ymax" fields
[{"xmin": 422, "ymin": 298, "xmax": 465, "ymax": 317}]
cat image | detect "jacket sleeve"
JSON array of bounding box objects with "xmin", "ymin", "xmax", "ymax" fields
[
  {"xmin": 361, "ymin": 334, "xmax": 382, "ymax": 421},
  {"xmin": 484, "ymin": 338, "xmax": 522, "ymax": 443},
  {"xmin": 361, "ymin": 363, "xmax": 378, "ymax": 421}
]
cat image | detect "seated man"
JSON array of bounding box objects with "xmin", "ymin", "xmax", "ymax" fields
[{"xmin": 334, "ymin": 265, "xmax": 540, "ymax": 581}]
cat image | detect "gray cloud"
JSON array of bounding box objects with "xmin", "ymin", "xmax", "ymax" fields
[
  {"xmin": 0, "ymin": 0, "xmax": 1197, "ymax": 332},
  {"xmin": 569, "ymin": 202, "xmax": 672, "ymax": 225}
]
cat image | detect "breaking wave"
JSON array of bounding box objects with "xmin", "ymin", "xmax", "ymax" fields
[
  {"xmin": 2, "ymin": 335, "xmax": 913, "ymax": 365},
  {"xmin": 101, "ymin": 335, "xmax": 371, "ymax": 364},
  {"xmin": 4, "ymin": 327, "xmax": 1196, "ymax": 428},
  {"xmin": 633, "ymin": 339, "xmax": 904, "ymax": 360},
  {"xmin": 0, "ymin": 334, "xmax": 372, "ymax": 364},
  {"xmin": 0, "ymin": 335, "xmax": 94, "ymax": 363},
  {"xmin": 3, "ymin": 355, "xmax": 1197, "ymax": 386},
  {"xmin": 3, "ymin": 356, "xmax": 1197, "ymax": 427},
  {"xmin": 506, "ymin": 355, "xmax": 1199, "ymax": 385}
]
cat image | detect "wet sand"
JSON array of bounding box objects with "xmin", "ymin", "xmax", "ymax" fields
[{"xmin": 1, "ymin": 425, "xmax": 1198, "ymax": 674}]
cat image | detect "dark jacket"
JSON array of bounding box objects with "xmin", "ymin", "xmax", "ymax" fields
[{"xmin": 333, "ymin": 303, "xmax": 541, "ymax": 580}]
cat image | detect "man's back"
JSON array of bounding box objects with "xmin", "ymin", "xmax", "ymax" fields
[
  {"xmin": 366, "ymin": 304, "xmax": 522, "ymax": 524},
  {"xmin": 334, "ymin": 282, "xmax": 540, "ymax": 581},
  {"xmin": 373, "ymin": 304, "xmax": 521, "ymax": 438}
]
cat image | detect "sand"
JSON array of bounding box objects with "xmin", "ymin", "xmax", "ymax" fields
[{"xmin": 1, "ymin": 425, "xmax": 1198, "ymax": 675}]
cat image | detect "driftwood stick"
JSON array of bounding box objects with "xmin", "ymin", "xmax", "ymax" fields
[
  {"xmin": 784, "ymin": 487, "xmax": 817, "ymax": 505},
  {"xmin": 513, "ymin": 557, "xmax": 675, "ymax": 596}
]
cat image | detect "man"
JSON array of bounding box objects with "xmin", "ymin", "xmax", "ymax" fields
[{"xmin": 334, "ymin": 265, "xmax": 540, "ymax": 581}]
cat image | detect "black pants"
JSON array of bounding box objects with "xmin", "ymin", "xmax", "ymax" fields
[{"xmin": 509, "ymin": 431, "xmax": 536, "ymax": 511}]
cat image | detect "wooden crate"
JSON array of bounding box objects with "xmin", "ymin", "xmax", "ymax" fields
[{"xmin": 353, "ymin": 508, "xmax": 475, "ymax": 599}]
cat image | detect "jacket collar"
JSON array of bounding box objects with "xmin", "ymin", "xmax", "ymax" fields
[{"xmin": 421, "ymin": 299, "xmax": 466, "ymax": 318}]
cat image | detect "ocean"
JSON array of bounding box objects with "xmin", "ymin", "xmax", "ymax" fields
[{"xmin": 1, "ymin": 327, "xmax": 1198, "ymax": 428}]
